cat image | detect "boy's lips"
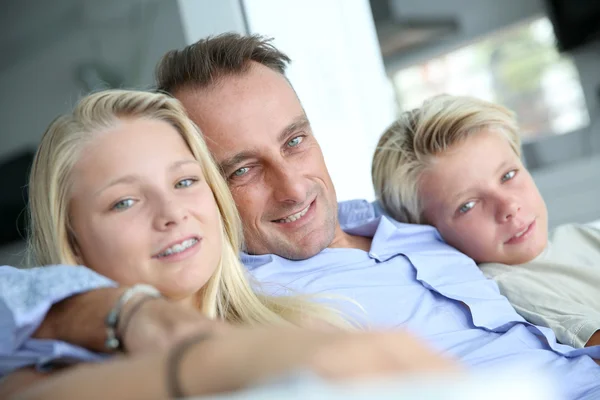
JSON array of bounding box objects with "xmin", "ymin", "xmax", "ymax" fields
[{"xmin": 504, "ymin": 219, "xmax": 536, "ymax": 245}]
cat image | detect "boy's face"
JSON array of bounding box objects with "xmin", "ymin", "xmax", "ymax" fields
[{"xmin": 419, "ymin": 129, "xmax": 548, "ymax": 265}]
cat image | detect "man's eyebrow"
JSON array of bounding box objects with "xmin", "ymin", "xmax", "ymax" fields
[
  {"xmin": 277, "ymin": 115, "xmax": 310, "ymax": 143},
  {"xmin": 219, "ymin": 116, "xmax": 310, "ymax": 174},
  {"xmin": 219, "ymin": 151, "xmax": 260, "ymax": 174}
]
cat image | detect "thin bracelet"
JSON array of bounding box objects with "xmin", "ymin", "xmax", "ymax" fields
[
  {"xmin": 166, "ymin": 332, "xmax": 213, "ymax": 399},
  {"xmin": 117, "ymin": 296, "xmax": 160, "ymax": 350}
]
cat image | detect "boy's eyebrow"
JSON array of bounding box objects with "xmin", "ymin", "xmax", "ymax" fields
[
  {"xmin": 450, "ymin": 160, "xmax": 513, "ymax": 204},
  {"xmin": 451, "ymin": 188, "xmax": 472, "ymax": 204},
  {"xmin": 495, "ymin": 161, "xmax": 511, "ymax": 174}
]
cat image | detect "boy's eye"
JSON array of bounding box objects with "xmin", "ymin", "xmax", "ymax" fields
[
  {"xmin": 112, "ymin": 199, "xmax": 135, "ymax": 211},
  {"xmin": 459, "ymin": 201, "xmax": 476, "ymax": 214},
  {"xmin": 175, "ymin": 178, "xmax": 197, "ymax": 188},
  {"xmin": 287, "ymin": 136, "xmax": 303, "ymax": 147},
  {"xmin": 232, "ymin": 167, "xmax": 249, "ymax": 178},
  {"xmin": 501, "ymin": 170, "xmax": 517, "ymax": 182}
]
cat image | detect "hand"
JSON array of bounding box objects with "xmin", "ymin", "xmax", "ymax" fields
[
  {"xmin": 178, "ymin": 327, "xmax": 461, "ymax": 395},
  {"xmin": 119, "ymin": 297, "xmax": 228, "ymax": 355}
]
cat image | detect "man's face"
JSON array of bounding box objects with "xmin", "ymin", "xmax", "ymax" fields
[{"xmin": 176, "ymin": 63, "xmax": 339, "ymax": 260}]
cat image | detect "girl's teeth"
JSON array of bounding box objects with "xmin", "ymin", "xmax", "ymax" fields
[{"xmin": 158, "ymin": 238, "xmax": 198, "ymax": 257}]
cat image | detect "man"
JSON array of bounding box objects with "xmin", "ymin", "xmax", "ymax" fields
[{"xmin": 2, "ymin": 33, "xmax": 600, "ymax": 398}]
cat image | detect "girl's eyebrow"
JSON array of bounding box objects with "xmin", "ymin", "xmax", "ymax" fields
[{"xmin": 95, "ymin": 159, "xmax": 200, "ymax": 196}]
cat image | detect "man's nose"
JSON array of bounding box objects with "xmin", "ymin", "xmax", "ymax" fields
[{"xmin": 268, "ymin": 164, "xmax": 306, "ymax": 204}]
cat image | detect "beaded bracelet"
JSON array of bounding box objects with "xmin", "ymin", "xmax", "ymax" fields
[{"xmin": 104, "ymin": 284, "xmax": 162, "ymax": 351}]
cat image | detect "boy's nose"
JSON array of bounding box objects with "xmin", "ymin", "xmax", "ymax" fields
[{"xmin": 497, "ymin": 198, "xmax": 521, "ymax": 222}]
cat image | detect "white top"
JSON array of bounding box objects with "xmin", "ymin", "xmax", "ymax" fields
[{"xmin": 480, "ymin": 224, "xmax": 600, "ymax": 348}]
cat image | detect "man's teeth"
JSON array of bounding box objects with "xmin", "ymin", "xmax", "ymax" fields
[
  {"xmin": 157, "ymin": 238, "xmax": 198, "ymax": 257},
  {"xmin": 275, "ymin": 205, "xmax": 310, "ymax": 223}
]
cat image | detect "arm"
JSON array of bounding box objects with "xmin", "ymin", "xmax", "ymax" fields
[
  {"xmin": 34, "ymin": 286, "xmax": 226, "ymax": 354},
  {"xmin": 10, "ymin": 328, "xmax": 460, "ymax": 400},
  {"xmin": 33, "ymin": 287, "xmax": 126, "ymax": 352},
  {"xmin": 0, "ymin": 265, "xmax": 116, "ymax": 376},
  {"xmin": 0, "ymin": 368, "xmax": 48, "ymax": 400},
  {"xmin": 586, "ymin": 331, "xmax": 600, "ymax": 347},
  {"xmin": 0, "ymin": 265, "xmax": 221, "ymax": 377}
]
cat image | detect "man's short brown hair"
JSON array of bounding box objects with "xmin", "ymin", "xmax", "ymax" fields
[{"xmin": 155, "ymin": 32, "xmax": 291, "ymax": 94}]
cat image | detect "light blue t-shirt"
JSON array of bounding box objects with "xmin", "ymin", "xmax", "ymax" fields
[{"xmin": 2, "ymin": 199, "xmax": 600, "ymax": 399}]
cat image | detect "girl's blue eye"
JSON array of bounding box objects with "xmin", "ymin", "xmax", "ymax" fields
[
  {"xmin": 502, "ymin": 170, "xmax": 516, "ymax": 182},
  {"xmin": 287, "ymin": 136, "xmax": 303, "ymax": 147},
  {"xmin": 175, "ymin": 178, "xmax": 196, "ymax": 188},
  {"xmin": 459, "ymin": 201, "xmax": 476, "ymax": 214},
  {"xmin": 113, "ymin": 199, "xmax": 135, "ymax": 211}
]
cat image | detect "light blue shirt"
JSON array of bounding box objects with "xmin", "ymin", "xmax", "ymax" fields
[
  {"xmin": 244, "ymin": 200, "xmax": 600, "ymax": 399},
  {"xmin": 2, "ymin": 200, "xmax": 600, "ymax": 399},
  {"xmin": 0, "ymin": 265, "xmax": 114, "ymax": 374}
]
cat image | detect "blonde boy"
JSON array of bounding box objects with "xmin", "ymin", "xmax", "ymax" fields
[{"xmin": 372, "ymin": 94, "xmax": 600, "ymax": 348}]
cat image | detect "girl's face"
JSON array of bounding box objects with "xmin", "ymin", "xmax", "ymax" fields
[
  {"xmin": 69, "ymin": 118, "xmax": 222, "ymax": 304},
  {"xmin": 419, "ymin": 130, "xmax": 548, "ymax": 265}
]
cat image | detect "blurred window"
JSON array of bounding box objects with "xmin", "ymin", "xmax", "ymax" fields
[{"xmin": 391, "ymin": 17, "xmax": 590, "ymax": 142}]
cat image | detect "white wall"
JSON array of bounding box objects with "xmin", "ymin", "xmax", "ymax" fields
[{"xmin": 241, "ymin": 0, "xmax": 397, "ymax": 202}]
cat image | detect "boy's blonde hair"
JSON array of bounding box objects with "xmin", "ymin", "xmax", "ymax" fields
[
  {"xmin": 28, "ymin": 89, "xmax": 350, "ymax": 328},
  {"xmin": 372, "ymin": 94, "xmax": 522, "ymax": 224}
]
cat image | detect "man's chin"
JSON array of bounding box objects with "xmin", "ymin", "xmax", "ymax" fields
[{"xmin": 246, "ymin": 235, "xmax": 330, "ymax": 260}]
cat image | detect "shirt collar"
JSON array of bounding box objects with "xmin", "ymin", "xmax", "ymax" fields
[{"xmin": 242, "ymin": 199, "xmax": 442, "ymax": 265}]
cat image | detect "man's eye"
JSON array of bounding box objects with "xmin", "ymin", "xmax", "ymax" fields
[
  {"xmin": 175, "ymin": 178, "xmax": 197, "ymax": 188},
  {"xmin": 287, "ymin": 136, "xmax": 303, "ymax": 147},
  {"xmin": 112, "ymin": 199, "xmax": 135, "ymax": 211},
  {"xmin": 501, "ymin": 170, "xmax": 517, "ymax": 182},
  {"xmin": 458, "ymin": 201, "xmax": 476, "ymax": 214},
  {"xmin": 232, "ymin": 167, "xmax": 250, "ymax": 177}
]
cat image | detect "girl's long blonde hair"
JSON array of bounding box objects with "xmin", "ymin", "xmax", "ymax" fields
[{"xmin": 28, "ymin": 89, "xmax": 349, "ymax": 327}]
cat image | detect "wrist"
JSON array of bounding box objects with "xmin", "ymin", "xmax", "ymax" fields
[
  {"xmin": 166, "ymin": 332, "xmax": 214, "ymax": 398},
  {"xmin": 117, "ymin": 294, "xmax": 161, "ymax": 350},
  {"xmin": 34, "ymin": 287, "xmax": 126, "ymax": 348},
  {"xmin": 104, "ymin": 284, "xmax": 162, "ymax": 352}
]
